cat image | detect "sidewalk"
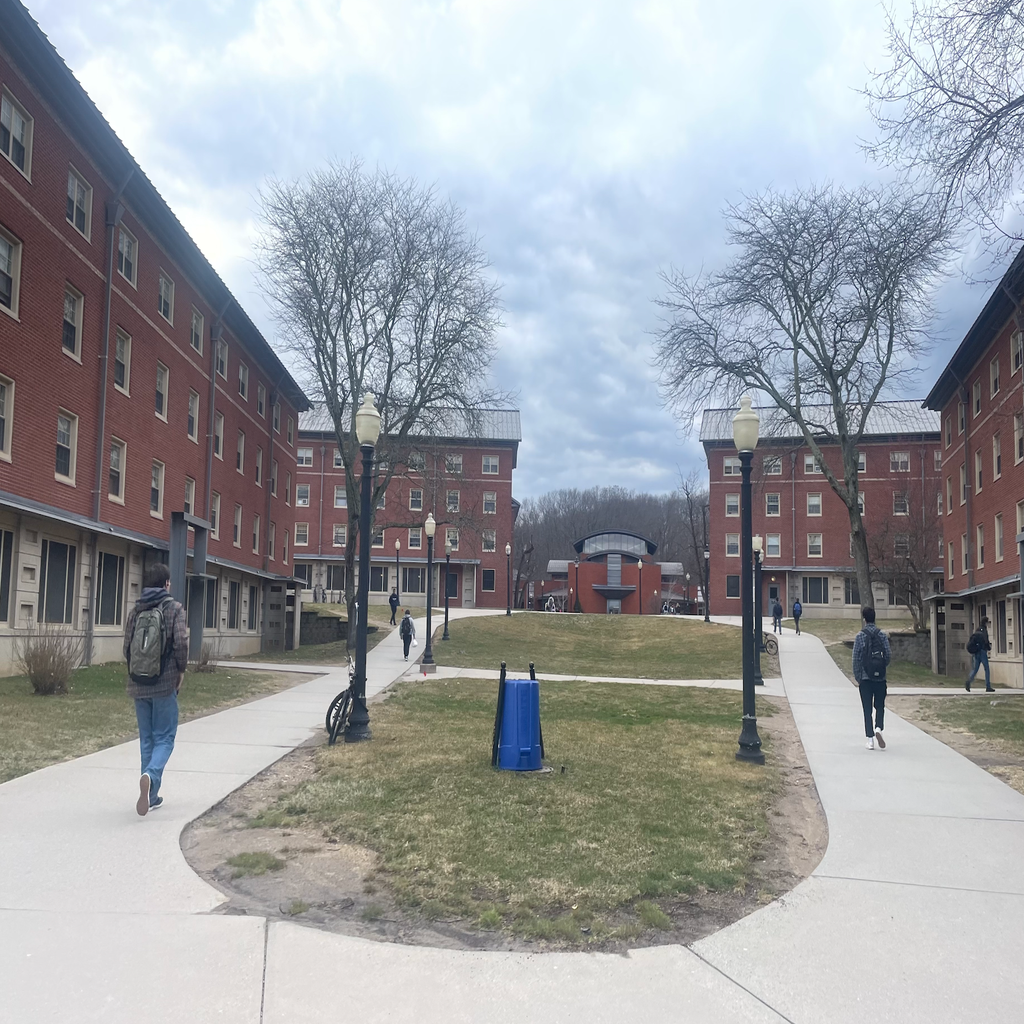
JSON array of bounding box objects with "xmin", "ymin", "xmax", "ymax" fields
[{"xmin": 1, "ymin": 617, "xmax": 1023, "ymax": 1022}]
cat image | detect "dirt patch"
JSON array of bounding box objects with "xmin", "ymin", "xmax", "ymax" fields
[{"xmin": 182, "ymin": 694, "xmax": 827, "ymax": 951}]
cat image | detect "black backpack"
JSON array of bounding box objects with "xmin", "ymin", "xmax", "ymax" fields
[
  {"xmin": 863, "ymin": 627, "xmax": 888, "ymax": 682},
  {"xmin": 967, "ymin": 631, "xmax": 982, "ymax": 655},
  {"xmin": 400, "ymin": 616, "xmax": 412, "ymax": 639}
]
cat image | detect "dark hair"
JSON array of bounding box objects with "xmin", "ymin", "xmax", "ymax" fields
[
  {"xmin": 404, "ymin": 609, "xmax": 410, "ymax": 615},
  {"xmin": 981, "ymin": 617, "xmax": 989, "ymax": 626},
  {"xmin": 861, "ymin": 606, "xmax": 876, "ymax": 624},
  {"xmin": 144, "ymin": 563, "xmax": 171, "ymax": 589}
]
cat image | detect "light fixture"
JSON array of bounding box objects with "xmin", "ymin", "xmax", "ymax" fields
[
  {"xmin": 732, "ymin": 394, "xmax": 759, "ymax": 452},
  {"xmin": 354, "ymin": 392, "xmax": 381, "ymax": 446},
  {"xmin": 424, "ymin": 513, "xmax": 436, "ymax": 539}
]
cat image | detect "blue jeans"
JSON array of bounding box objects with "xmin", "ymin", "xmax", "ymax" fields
[
  {"xmin": 966, "ymin": 650, "xmax": 991, "ymax": 687},
  {"xmin": 134, "ymin": 693, "xmax": 179, "ymax": 801}
]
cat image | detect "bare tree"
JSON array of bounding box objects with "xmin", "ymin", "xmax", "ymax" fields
[
  {"xmin": 678, "ymin": 470, "xmax": 710, "ymax": 606},
  {"xmin": 866, "ymin": 0, "xmax": 1024, "ymax": 260},
  {"xmin": 653, "ymin": 183, "xmax": 951, "ymax": 607},
  {"xmin": 257, "ymin": 160, "xmax": 503, "ymax": 631}
]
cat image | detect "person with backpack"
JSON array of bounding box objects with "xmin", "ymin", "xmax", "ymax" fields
[
  {"xmin": 851, "ymin": 605, "xmax": 891, "ymax": 750},
  {"xmin": 965, "ymin": 617, "xmax": 994, "ymax": 692},
  {"xmin": 772, "ymin": 599, "xmax": 784, "ymax": 633},
  {"xmin": 399, "ymin": 609, "xmax": 416, "ymax": 661},
  {"xmin": 123, "ymin": 563, "xmax": 187, "ymax": 816},
  {"xmin": 791, "ymin": 599, "xmax": 803, "ymax": 634},
  {"xmin": 388, "ymin": 588, "xmax": 400, "ymax": 626}
]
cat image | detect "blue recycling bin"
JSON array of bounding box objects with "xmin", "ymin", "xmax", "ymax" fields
[{"xmin": 497, "ymin": 679, "xmax": 542, "ymax": 771}]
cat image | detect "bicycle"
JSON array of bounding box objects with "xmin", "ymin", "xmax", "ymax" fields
[
  {"xmin": 325, "ymin": 655, "xmax": 355, "ymax": 746},
  {"xmin": 762, "ymin": 632, "xmax": 779, "ymax": 656}
]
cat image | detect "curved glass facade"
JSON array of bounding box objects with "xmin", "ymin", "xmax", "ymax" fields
[{"xmin": 581, "ymin": 533, "xmax": 647, "ymax": 558}]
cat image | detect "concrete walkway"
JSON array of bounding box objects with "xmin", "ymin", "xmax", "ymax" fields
[{"xmin": 1, "ymin": 616, "xmax": 1022, "ymax": 1022}]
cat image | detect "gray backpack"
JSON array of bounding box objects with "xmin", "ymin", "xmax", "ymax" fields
[{"xmin": 129, "ymin": 598, "xmax": 170, "ymax": 684}]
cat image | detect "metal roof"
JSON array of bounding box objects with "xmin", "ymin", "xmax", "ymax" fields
[
  {"xmin": 700, "ymin": 401, "xmax": 939, "ymax": 444},
  {"xmin": 298, "ymin": 404, "xmax": 522, "ymax": 443}
]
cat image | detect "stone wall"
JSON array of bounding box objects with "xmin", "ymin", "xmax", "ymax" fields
[
  {"xmin": 299, "ymin": 611, "xmax": 347, "ymax": 647},
  {"xmin": 886, "ymin": 630, "xmax": 931, "ymax": 667}
]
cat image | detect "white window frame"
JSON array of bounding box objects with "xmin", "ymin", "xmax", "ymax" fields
[
  {"xmin": 155, "ymin": 362, "xmax": 169, "ymax": 421},
  {"xmin": 977, "ymin": 524, "xmax": 985, "ymax": 569},
  {"xmin": 857, "ymin": 491, "xmax": 865, "ymax": 515},
  {"xmin": 446, "ymin": 489, "xmax": 460, "ymax": 513},
  {"xmin": 726, "ymin": 533, "xmax": 740, "ymax": 557},
  {"xmin": 958, "ymin": 401, "xmax": 965, "ymax": 434},
  {"xmin": 371, "ymin": 528, "xmax": 385, "ymax": 549},
  {"xmin": 213, "ymin": 411, "xmax": 224, "ymax": 458},
  {"xmin": 157, "ymin": 272, "xmax": 174, "ymax": 324},
  {"xmin": 295, "ymin": 523, "xmax": 309, "ymax": 546},
  {"xmin": 187, "ymin": 390, "xmax": 200, "ymax": 443},
  {"xmin": 297, "ymin": 447, "xmax": 313, "ymax": 467},
  {"xmin": 408, "ymin": 527, "xmax": 421, "ymax": 550},
  {"xmin": 807, "ymin": 493, "xmax": 822, "ymax": 516},
  {"xmin": 763, "ymin": 455, "xmax": 782, "ymax": 475},
  {"xmin": 948, "ymin": 541, "xmax": 955, "ymax": 579},
  {"xmin": 483, "ymin": 490, "xmax": 497, "ymax": 514},
  {"xmin": 996, "ymin": 514, "xmax": 1005, "ymax": 562},
  {"xmin": 62, "ymin": 284, "xmax": 83, "ymax": 360},
  {"xmin": 804, "ymin": 454, "xmax": 823, "ymax": 474},
  {"xmin": 233, "ymin": 503, "xmax": 242, "ymax": 547},
  {"xmin": 334, "ymin": 485, "xmax": 347, "ymax": 508},
  {"xmin": 333, "ymin": 448, "xmax": 343, "ymax": 469},
  {"xmin": 184, "ymin": 476, "xmax": 196, "ymax": 516},
  {"xmin": 117, "ymin": 225, "xmax": 137, "ymax": 288},
  {"xmin": 945, "ymin": 416, "xmax": 951, "ymax": 448},
  {"xmin": 1016, "ymin": 413, "xmax": 1024, "ymax": 465},
  {"xmin": 482, "ymin": 529, "xmax": 497, "ymax": 552},
  {"xmin": 66, "ymin": 166, "xmax": 92, "ymax": 239},
  {"xmin": 1018, "ymin": 500, "xmax": 1024, "ymax": 536},
  {"xmin": 287, "ymin": 417, "xmax": 294, "ymax": 446},
  {"xmin": 255, "ymin": 446, "xmax": 263, "ymax": 487},
  {"xmin": 285, "ymin": 472, "xmax": 291, "ymax": 504},
  {"xmin": 766, "ymin": 533, "xmax": 781, "ymax": 557},
  {"xmin": 807, "ymin": 533, "xmax": 823, "ymax": 558},
  {"xmin": 993, "ymin": 433, "xmax": 1002, "ymax": 479},
  {"xmin": 190, "ymin": 308, "xmax": 204, "ymax": 354},
  {"xmin": 211, "ymin": 492, "xmax": 221, "ymax": 540},
  {"xmin": 725, "ymin": 493, "xmax": 739, "ymax": 517},
  {"xmin": 934, "ymin": 449, "xmax": 942, "ymax": 471},
  {"xmin": 410, "ymin": 488, "xmax": 423, "ymax": 511},
  {"xmin": 296, "ymin": 483, "xmax": 310, "ymax": 507},
  {"xmin": 960, "ymin": 463, "xmax": 967, "ymax": 505},
  {"xmin": 108, "ymin": 437, "xmax": 126, "ymax": 504},
  {"xmin": 445, "ymin": 527, "xmax": 459, "ymax": 551},
  {"xmin": 946, "ymin": 476, "xmax": 952, "ymax": 515},
  {"xmin": 973, "ymin": 380, "xmax": 982, "ymax": 417},
  {"xmin": 0, "ymin": 373, "xmax": 14, "ymax": 462},
  {"xmin": 0, "ymin": 225, "xmax": 23, "ymax": 319},
  {"xmin": 333, "ymin": 524, "xmax": 346, "ymax": 547},
  {"xmin": 272, "ymin": 403, "xmax": 281, "ymax": 433},
  {"xmin": 238, "ymin": 362, "xmax": 249, "ymax": 401},
  {"xmin": 482, "ymin": 455, "xmax": 499, "ymax": 475},
  {"xmin": 1014, "ymin": 330, "xmax": 1024, "ymax": 374},
  {"xmin": 150, "ymin": 460, "xmax": 165, "ymax": 519},
  {"xmin": 889, "ymin": 451, "xmax": 909, "ymax": 473},
  {"xmin": 962, "ymin": 533, "xmax": 968, "ymax": 575},
  {"xmin": 236, "ymin": 430, "xmax": 245, "ymax": 474},
  {"xmin": 55, "ymin": 410, "xmax": 78, "ymax": 485},
  {"xmin": 216, "ymin": 339, "xmax": 227, "ymax": 378},
  {"xmin": 271, "ymin": 459, "xmax": 278, "ymax": 496},
  {"xmin": 257, "ymin": 383, "xmax": 266, "ymax": 417},
  {"xmin": 723, "ymin": 456, "xmax": 741, "ymax": 476},
  {"xmin": 253, "ymin": 514, "xmax": 261, "ymax": 555},
  {"xmin": 893, "ymin": 491, "xmax": 909, "ymax": 516},
  {"xmin": 975, "ymin": 449, "xmax": 983, "ymax": 493},
  {"xmin": 113, "ymin": 330, "xmax": 131, "ymax": 395},
  {"xmin": 857, "ymin": 451, "xmax": 867, "ymax": 473},
  {"xmin": 991, "ymin": 357, "xmax": 1000, "ymax": 397},
  {"xmin": 445, "ymin": 453, "xmax": 463, "ymax": 475},
  {"xmin": 1, "ymin": 89, "xmax": 33, "ymax": 179},
  {"xmin": 765, "ymin": 493, "xmax": 780, "ymax": 517}
]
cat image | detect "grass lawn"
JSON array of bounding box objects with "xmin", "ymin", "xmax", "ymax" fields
[
  {"xmin": 911, "ymin": 695, "xmax": 1024, "ymax": 757},
  {"xmin": 0, "ymin": 663, "xmax": 308, "ymax": 784},
  {"xmin": 254, "ymin": 677, "xmax": 779, "ymax": 944},
  {"xmin": 432, "ymin": 613, "xmax": 780, "ymax": 679}
]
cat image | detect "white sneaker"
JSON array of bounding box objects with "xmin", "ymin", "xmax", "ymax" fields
[
  {"xmin": 865, "ymin": 738, "xmax": 874, "ymax": 750},
  {"xmin": 874, "ymin": 729, "xmax": 886, "ymax": 749}
]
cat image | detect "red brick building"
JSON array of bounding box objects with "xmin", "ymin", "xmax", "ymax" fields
[
  {"xmin": 0, "ymin": 2, "xmax": 309, "ymax": 672},
  {"xmin": 925, "ymin": 248, "xmax": 1024, "ymax": 686},
  {"xmin": 701, "ymin": 403, "xmax": 942, "ymax": 620},
  {"xmin": 294, "ymin": 406, "xmax": 521, "ymax": 609}
]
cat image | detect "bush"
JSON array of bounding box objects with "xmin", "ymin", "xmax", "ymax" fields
[
  {"xmin": 190, "ymin": 639, "xmax": 221, "ymax": 673},
  {"xmin": 16, "ymin": 625, "xmax": 84, "ymax": 695}
]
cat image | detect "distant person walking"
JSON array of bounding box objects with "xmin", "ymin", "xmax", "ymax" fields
[
  {"xmin": 852, "ymin": 606, "xmax": 891, "ymax": 750},
  {"xmin": 772, "ymin": 599, "xmax": 783, "ymax": 633},
  {"xmin": 123, "ymin": 563, "xmax": 187, "ymax": 816},
  {"xmin": 965, "ymin": 617, "xmax": 994, "ymax": 692},
  {"xmin": 792, "ymin": 599, "xmax": 803, "ymax": 634},
  {"xmin": 389, "ymin": 588, "xmax": 400, "ymax": 625},
  {"xmin": 399, "ymin": 610, "xmax": 416, "ymax": 661}
]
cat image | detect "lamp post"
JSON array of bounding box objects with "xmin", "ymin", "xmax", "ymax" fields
[
  {"xmin": 703, "ymin": 549, "xmax": 711, "ymax": 623},
  {"xmin": 344, "ymin": 393, "xmax": 380, "ymax": 743},
  {"xmin": 733, "ymin": 395, "xmax": 764, "ymax": 764},
  {"xmin": 752, "ymin": 535, "xmax": 764, "ymax": 687},
  {"xmin": 394, "ymin": 537, "xmax": 401, "ymax": 603},
  {"xmin": 574, "ymin": 557, "xmax": 582, "ymax": 612},
  {"xmin": 568, "ymin": 587, "xmax": 573, "ymax": 613},
  {"xmin": 637, "ymin": 558, "xmax": 643, "ymax": 615},
  {"xmin": 686, "ymin": 571, "xmax": 691, "ymax": 609},
  {"xmin": 505, "ymin": 542, "xmax": 512, "ymax": 616},
  {"xmin": 422, "ymin": 513, "xmax": 436, "ymax": 668},
  {"xmin": 442, "ymin": 539, "xmax": 452, "ymax": 641}
]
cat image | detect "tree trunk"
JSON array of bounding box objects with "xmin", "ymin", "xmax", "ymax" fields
[{"xmin": 850, "ymin": 509, "xmax": 874, "ymax": 611}]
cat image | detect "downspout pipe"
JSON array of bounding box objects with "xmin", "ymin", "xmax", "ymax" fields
[{"xmin": 205, "ymin": 301, "xmax": 232, "ymax": 520}]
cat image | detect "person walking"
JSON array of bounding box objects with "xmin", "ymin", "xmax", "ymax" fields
[
  {"xmin": 123, "ymin": 563, "xmax": 187, "ymax": 816},
  {"xmin": 399, "ymin": 609, "xmax": 416, "ymax": 661},
  {"xmin": 772, "ymin": 599, "xmax": 783, "ymax": 633},
  {"xmin": 851, "ymin": 605, "xmax": 891, "ymax": 750},
  {"xmin": 792, "ymin": 599, "xmax": 803, "ymax": 634},
  {"xmin": 965, "ymin": 617, "xmax": 994, "ymax": 692},
  {"xmin": 388, "ymin": 587, "xmax": 400, "ymax": 626}
]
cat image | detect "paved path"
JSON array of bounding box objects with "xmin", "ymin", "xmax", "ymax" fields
[{"xmin": 2, "ymin": 616, "xmax": 1023, "ymax": 1022}]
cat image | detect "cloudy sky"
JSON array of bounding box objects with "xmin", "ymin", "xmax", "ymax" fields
[{"xmin": 26, "ymin": 0, "xmax": 992, "ymax": 498}]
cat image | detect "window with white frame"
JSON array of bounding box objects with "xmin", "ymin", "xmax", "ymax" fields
[
  {"xmin": 765, "ymin": 493, "xmax": 780, "ymax": 516},
  {"xmin": 334, "ymin": 486, "xmax": 346, "ymax": 508},
  {"xmin": 934, "ymin": 449, "xmax": 942, "ymax": 471},
  {"xmin": 975, "ymin": 449, "xmax": 983, "ymax": 492},
  {"xmin": 991, "ymin": 357, "xmax": 1001, "ymax": 396},
  {"xmin": 255, "ymin": 447, "xmax": 263, "ymax": 486},
  {"xmin": 252, "ymin": 514, "xmax": 260, "ymax": 554},
  {"xmin": 213, "ymin": 411, "xmax": 223, "ymax": 457},
  {"xmin": 108, "ymin": 438, "xmax": 126, "ymax": 502},
  {"xmin": 216, "ymin": 339, "xmax": 227, "ymax": 377},
  {"xmin": 960, "ymin": 463, "xmax": 967, "ymax": 504},
  {"xmin": 807, "ymin": 493, "xmax": 822, "ymax": 516},
  {"xmin": 272, "ymin": 403, "xmax": 280, "ymax": 433},
  {"xmin": 763, "ymin": 455, "xmax": 782, "ymax": 475},
  {"xmin": 890, "ymin": 451, "xmax": 909, "ymax": 473},
  {"xmin": 766, "ymin": 533, "xmax": 781, "ymax": 557},
  {"xmin": 157, "ymin": 273, "xmax": 174, "ymax": 323},
  {"xmin": 1018, "ymin": 499, "xmax": 1024, "ymax": 535},
  {"xmin": 1, "ymin": 89, "xmax": 33, "ymax": 176},
  {"xmin": 271, "ymin": 459, "xmax": 278, "ymax": 496},
  {"xmin": 483, "ymin": 490, "xmax": 497, "ymax": 514},
  {"xmin": 804, "ymin": 454, "xmax": 824, "ymax": 474},
  {"xmin": 857, "ymin": 491, "xmax": 865, "ymax": 515},
  {"xmin": 238, "ymin": 363, "xmax": 248, "ymax": 400},
  {"xmin": 66, "ymin": 167, "xmax": 92, "ymax": 238},
  {"xmin": 297, "ymin": 447, "xmax": 313, "ymax": 467},
  {"xmin": 892, "ymin": 534, "xmax": 909, "ymax": 558},
  {"xmin": 945, "ymin": 417, "xmax": 951, "ymax": 447},
  {"xmin": 150, "ymin": 460, "xmax": 164, "ymax": 517},
  {"xmin": 187, "ymin": 390, "xmax": 199, "ymax": 442},
  {"xmin": 296, "ymin": 483, "xmax": 310, "ymax": 507},
  {"xmin": 114, "ymin": 331, "xmax": 130, "ymax": 393},
  {"xmin": 255, "ymin": 383, "xmax": 265, "ymax": 417},
  {"xmin": 236, "ymin": 430, "xmax": 245, "ymax": 473},
  {"xmin": 893, "ymin": 491, "xmax": 909, "ymax": 516},
  {"xmin": 447, "ymin": 490, "xmax": 460, "ymax": 513},
  {"xmin": 977, "ymin": 524, "xmax": 985, "ymax": 568},
  {"xmin": 726, "ymin": 533, "xmax": 740, "ymax": 556},
  {"xmin": 725, "ymin": 493, "xmax": 739, "ymax": 517},
  {"xmin": 151, "ymin": 363, "xmax": 167, "ymax": 422},
  {"xmin": 937, "ymin": 491, "xmax": 943, "ymax": 516},
  {"xmin": 62, "ymin": 285, "xmax": 82, "ymax": 357},
  {"xmin": 946, "ymin": 477, "xmax": 952, "ymax": 514},
  {"xmin": 269, "ymin": 522, "xmax": 277, "ymax": 561},
  {"xmin": 1016, "ymin": 413, "xmax": 1024, "ymax": 463},
  {"xmin": 857, "ymin": 451, "xmax": 866, "ymax": 473},
  {"xmin": 482, "ymin": 529, "xmax": 497, "ymax": 551},
  {"xmin": 961, "ymin": 533, "xmax": 968, "ymax": 574},
  {"xmin": 807, "ymin": 533, "xmax": 823, "ymax": 557},
  {"xmin": 723, "ymin": 456, "xmax": 741, "ymax": 475},
  {"xmin": 996, "ymin": 514, "xmax": 1004, "ymax": 562},
  {"xmin": 332, "ymin": 448, "xmax": 343, "ymax": 469},
  {"xmin": 446, "ymin": 527, "xmax": 459, "ymax": 551},
  {"xmin": 973, "ymin": 379, "xmax": 982, "ymax": 416},
  {"xmin": 483, "ymin": 455, "xmax": 499, "ymax": 474},
  {"xmin": 948, "ymin": 541, "xmax": 955, "ymax": 579},
  {"xmin": 210, "ymin": 492, "xmax": 220, "ymax": 540},
  {"xmin": 184, "ymin": 476, "xmax": 195, "ymax": 516},
  {"xmin": 408, "ymin": 527, "xmax": 422, "ymax": 549},
  {"xmin": 1015, "ymin": 330, "xmax": 1024, "ymax": 373},
  {"xmin": 295, "ymin": 523, "xmax": 309, "ymax": 546},
  {"xmin": 0, "ymin": 227, "xmax": 21, "ymax": 317},
  {"xmin": 445, "ymin": 453, "xmax": 463, "ymax": 475},
  {"xmin": 285, "ymin": 472, "xmax": 291, "ymax": 504},
  {"xmin": 958, "ymin": 401, "xmax": 965, "ymax": 433},
  {"xmin": 190, "ymin": 308, "xmax": 203, "ymax": 354},
  {"xmin": 993, "ymin": 434, "xmax": 1002, "ymax": 478},
  {"xmin": 55, "ymin": 411, "xmax": 77, "ymax": 483},
  {"xmin": 409, "ymin": 488, "xmax": 423, "ymax": 511},
  {"xmin": 233, "ymin": 503, "xmax": 242, "ymax": 546},
  {"xmin": 286, "ymin": 416, "xmax": 294, "ymax": 445},
  {"xmin": 372, "ymin": 528, "xmax": 385, "ymax": 548},
  {"xmin": 408, "ymin": 451, "xmax": 426, "ymax": 471},
  {"xmin": 117, "ymin": 226, "xmax": 137, "ymax": 286},
  {"xmin": 333, "ymin": 524, "xmax": 346, "ymax": 547}
]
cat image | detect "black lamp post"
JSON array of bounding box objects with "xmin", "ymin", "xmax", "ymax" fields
[
  {"xmin": 703, "ymin": 549, "xmax": 711, "ymax": 623},
  {"xmin": 568, "ymin": 586, "xmax": 573, "ymax": 613},
  {"xmin": 505, "ymin": 542, "xmax": 512, "ymax": 616},
  {"xmin": 574, "ymin": 557, "xmax": 582, "ymax": 612},
  {"xmin": 394, "ymin": 537, "xmax": 401, "ymax": 603},
  {"xmin": 734, "ymin": 396, "xmax": 764, "ymax": 764},
  {"xmin": 344, "ymin": 393, "xmax": 380, "ymax": 743},
  {"xmin": 752, "ymin": 535, "xmax": 764, "ymax": 687},
  {"xmin": 686, "ymin": 572, "xmax": 691, "ymax": 610},
  {"xmin": 422, "ymin": 513, "xmax": 436, "ymax": 668},
  {"xmin": 637, "ymin": 558, "xmax": 643, "ymax": 615},
  {"xmin": 442, "ymin": 538, "xmax": 452, "ymax": 641}
]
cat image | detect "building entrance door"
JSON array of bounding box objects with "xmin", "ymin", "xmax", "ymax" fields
[
  {"xmin": 606, "ymin": 599, "xmax": 621, "ymax": 614},
  {"xmin": 768, "ymin": 584, "xmax": 779, "ymax": 603}
]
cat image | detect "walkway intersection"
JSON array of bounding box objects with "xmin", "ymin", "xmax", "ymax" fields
[{"xmin": 0, "ymin": 612, "xmax": 1021, "ymax": 1022}]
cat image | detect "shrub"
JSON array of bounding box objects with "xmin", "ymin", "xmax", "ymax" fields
[
  {"xmin": 16, "ymin": 625, "xmax": 84, "ymax": 695},
  {"xmin": 190, "ymin": 638, "xmax": 221, "ymax": 673}
]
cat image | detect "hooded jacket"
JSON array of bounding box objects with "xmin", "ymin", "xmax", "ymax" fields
[{"xmin": 123, "ymin": 587, "xmax": 188, "ymax": 699}]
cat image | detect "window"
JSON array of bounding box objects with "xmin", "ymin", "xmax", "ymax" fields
[
  {"xmin": 894, "ymin": 534, "xmax": 910, "ymax": 558},
  {"xmin": 62, "ymin": 286, "xmax": 82, "ymax": 357},
  {"xmin": 807, "ymin": 493, "xmax": 822, "ymax": 516},
  {"xmin": 296, "ymin": 484, "xmax": 310, "ymax": 507},
  {"xmin": 204, "ymin": 579, "xmax": 217, "ymax": 630},
  {"xmin": 973, "ymin": 380, "xmax": 982, "ymax": 417},
  {"xmin": 332, "ymin": 448, "xmax": 343, "ymax": 469},
  {"xmin": 958, "ymin": 401, "xmax": 965, "ymax": 434},
  {"xmin": 993, "ymin": 434, "xmax": 1002, "ymax": 479},
  {"xmin": 295, "ymin": 523, "xmax": 309, "ymax": 546},
  {"xmin": 1018, "ymin": 499, "xmax": 1024, "ymax": 536},
  {"xmin": 445, "ymin": 453, "xmax": 463, "ymax": 475},
  {"xmin": 726, "ymin": 575, "xmax": 740, "ymax": 598},
  {"xmin": 286, "ymin": 416, "xmax": 294, "ymax": 445},
  {"xmin": 945, "ymin": 417, "xmax": 951, "ymax": 448},
  {"xmin": 38, "ymin": 540, "xmax": 76, "ymax": 624},
  {"xmin": 807, "ymin": 533, "xmax": 823, "ymax": 557},
  {"xmin": 478, "ymin": 568, "xmax": 495, "ymax": 592},
  {"xmin": 114, "ymin": 331, "xmax": 131, "ymax": 393},
  {"xmin": 0, "ymin": 228, "xmax": 21, "ymax": 316},
  {"xmin": 117, "ymin": 226, "xmax": 137, "ymax": 286},
  {"xmin": 408, "ymin": 527, "xmax": 422, "ymax": 549},
  {"xmin": 804, "ymin": 454, "xmax": 823, "ymax": 474},
  {"xmin": 1016, "ymin": 413, "xmax": 1024, "ymax": 464},
  {"xmin": 247, "ymin": 585, "xmax": 258, "ymax": 630},
  {"xmin": 151, "ymin": 363, "xmax": 168, "ymax": 420},
  {"xmin": 483, "ymin": 490, "xmax": 497, "ymax": 514},
  {"xmin": 1014, "ymin": 330, "xmax": 1023, "ymax": 373},
  {"xmin": 802, "ymin": 576, "xmax": 829, "ymax": 604},
  {"xmin": 369, "ymin": 566, "xmax": 389, "ymax": 592},
  {"xmin": 1, "ymin": 89, "xmax": 32, "ymax": 176},
  {"xmin": 216, "ymin": 339, "xmax": 227, "ymax": 377},
  {"xmin": 285, "ymin": 472, "xmax": 291, "ymax": 504},
  {"xmin": 977, "ymin": 524, "xmax": 985, "ymax": 568},
  {"xmin": 934, "ymin": 449, "xmax": 942, "ymax": 471},
  {"xmin": 937, "ymin": 492, "xmax": 943, "ymax": 516},
  {"xmin": 724, "ymin": 456, "xmax": 741, "ymax": 475},
  {"xmin": 766, "ymin": 533, "xmax": 781, "ymax": 557},
  {"xmin": 233, "ymin": 504, "xmax": 242, "ymax": 546},
  {"xmin": 410, "ymin": 488, "xmax": 424, "ymax": 511},
  {"xmin": 960, "ymin": 463, "xmax": 967, "ymax": 505},
  {"xmin": 55, "ymin": 411, "xmax": 77, "ymax": 483},
  {"xmin": 372, "ymin": 528, "xmax": 385, "ymax": 548},
  {"xmin": 893, "ymin": 492, "xmax": 909, "ymax": 516},
  {"xmin": 297, "ymin": 447, "xmax": 313, "ymax": 467},
  {"xmin": 446, "ymin": 490, "xmax": 460, "ymax": 513},
  {"xmin": 228, "ymin": 581, "xmax": 240, "ymax": 630},
  {"xmin": 157, "ymin": 273, "xmax": 174, "ymax": 323},
  {"xmin": 0, "ymin": 375, "xmax": 11, "ymax": 461},
  {"xmin": 844, "ymin": 577, "xmax": 860, "ymax": 606},
  {"xmin": 333, "ymin": 524, "xmax": 346, "ymax": 547},
  {"xmin": 236, "ymin": 430, "xmax": 245, "ymax": 473},
  {"xmin": 482, "ymin": 529, "xmax": 497, "ymax": 552},
  {"xmin": 187, "ymin": 390, "xmax": 199, "ymax": 442},
  {"xmin": 725, "ymin": 493, "xmax": 739, "ymax": 517},
  {"xmin": 238, "ymin": 363, "xmax": 249, "ymax": 400},
  {"xmin": 150, "ymin": 460, "xmax": 164, "ymax": 517},
  {"xmin": 996, "ymin": 514, "xmax": 1004, "ymax": 562},
  {"xmin": 976, "ymin": 450, "xmax": 983, "ymax": 492},
  {"xmin": 446, "ymin": 527, "xmax": 459, "ymax": 551},
  {"xmin": 213, "ymin": 411, "xmax": 223, "ymax": 457},
  {"xmin": 257, "ymin": 384, "xmax": 266, "ymax": 417},
  {"xmin": 272, "ymin": 403, "xmax": 280, "ymax": 433},
  {"xmin": 408, "ymin": 451, "xmax": 426, "ymax": 471},
  {"xmin": 326, "ymin": 564, "xmax": 346, "ymax": 590},
  {"xmin": 184, "ymin": 476, "xmax": 195, "ymax": 516},
  {"xmin": 946, "ymin": 477, "xmax": 952, "ymax": 515},
  {"xmin": 108, "ymin": 438, "xmax": 126, "ymax": 502},
  {"xmin": 763, "ymin": 455, "xmax": 782, "ymax": 475},
  {"xmin": 857, "ymin": 491, "xmax": 865, "ymax": 515},
  {"xmin": 889, "ymin": 451, "xmax": 909, "ymax": 473},
  {"xmin": 334, "ymin": 486, "xmax": 347, "ymax": 508},
  {"xmin": 726, "ymin": 534, "xmax": 740, "ymax": 557},
  {"xmin": 483, "ymin": 455, "xmax": 499, "ymax": 474},
  {"xmin": 190, "ymin": 308, "xmax": 203, "ymax": 353},
  {"xmin": 255, "ymin": 447, "xmax": 263, "ymax": 486},
  {"xmin": 857, "ymin": 451, "xmax": 867, "ymax": 473},
  {"xmin": 252, "ymin": 514, "xmax": 261, "ymax": 554},
  {"xmin": 948, "ymin": 541, "xmax": 955, "ymax": 579},
  {"xmin": 991, "ymin": 357, "xmax": 1000, "ymax": 396},
  {"xmin": 271, "ymin": 459, "xmax": 278, "ymax": 496},
  {"xmin": 962, "ymin": 533, "xmax": 968, "ymax": 574},
  {"xmin": 210, "ymin": 492, "xmax": 220, "ymax": 540},
  {"xmin": 95, "ymin": 552, "xmax": 124, "ymax": 626}
]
